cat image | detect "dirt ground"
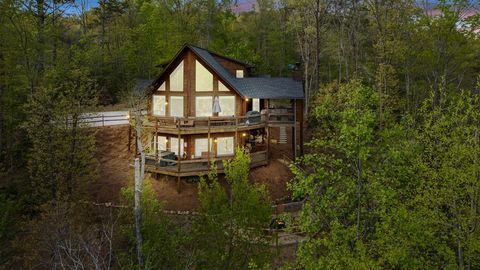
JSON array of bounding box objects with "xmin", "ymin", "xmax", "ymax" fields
[
  {"xmin": 93, "ymin": 126, "xmax": 294, "ymax": 210},
  {"xmin": 91, "ymin": 126, "xmax": 133, "ymax": 202}
]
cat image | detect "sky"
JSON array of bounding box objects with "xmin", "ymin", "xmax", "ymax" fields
[
  {"xmin": 81, "ymin": 0, "xmax": 258, "ymax": 12},
  {"xmin": 77, "ymin": 0, "xmax": 478, "ymax": 15}
]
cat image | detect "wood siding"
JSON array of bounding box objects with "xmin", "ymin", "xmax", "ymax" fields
[{"xmin": 150, "ymin": 50, "xmax": 246, "ymax": 119}]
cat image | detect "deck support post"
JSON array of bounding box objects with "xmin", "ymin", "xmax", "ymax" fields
[
  {"xmin": 155, "ymin": 118, "xmax": 158, "ymax": 160},
  {"xmin": 293, "ymin": 99, "xmax": 297, "ymax": 160},
  {"xmin": 207, "ymin": 118, "xmax": 211, "ymax": 165},
  {"xmin": 177, "ymin": 126, "xmax": 181, "ymax": 193},
  {"xmin": 235, "ymin": 117, "xmax": 238, "ymax": 148},
  {"xmin": 266, "ymin": 108, "xmax": 270, "ymax": 165}
]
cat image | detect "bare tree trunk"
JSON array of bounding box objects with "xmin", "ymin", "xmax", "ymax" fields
[
  {"xmin": 134, "ymin": 158, "xmax": 144, "ymax": 267},
  {"xmin": 315, "ymin": 0, "xmax": 321, "ymax": 91},
  {"xmin": 35, "ymin": 0, "xmax": 45, "ymax": 77},
  {"xmin": 66, "ymin": 114, "xmax": 78, "ymax": 195},
  {"xmin": 356, "ymin": 158, "xmax": 362, "ymax": 240},
  {"xmin": 0, "ymin": 51, "xmax": 4, "ymax": 165},
  {"xmin": 134, "ymin": 111, "xmax": 145, "ymax": 267}
]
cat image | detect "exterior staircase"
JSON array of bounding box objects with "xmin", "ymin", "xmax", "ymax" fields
[{"xmin": 279, "ymin": 126, "xmax": 287, "ymax": 144}]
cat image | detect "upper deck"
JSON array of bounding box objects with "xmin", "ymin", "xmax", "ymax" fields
[{"xmin": 142, "ymin": 110, "xmax": 297, "ymax": 135}]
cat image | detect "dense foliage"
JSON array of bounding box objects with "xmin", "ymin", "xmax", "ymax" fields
[
  {"xmin": 193, "ymin": 148, "xmax": 272, "ymax": 269},
  {"xmin": 287, "ymin": 81, "xmax": 480, "ymax": 269},
  {"xmin": 0, "ymin": 0, "xmax": 480, "ymax": 268},
  {"xmin": 116, "ymin": 148, "xmax": 272, "ymax": 269}
]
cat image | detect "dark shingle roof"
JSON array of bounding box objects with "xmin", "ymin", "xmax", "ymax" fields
[
  {"xmin": 135, "ymin": 79, "xmax": 154, "ymax": 93},
  {"xmin": 189, "ymin": 45, "xmax": 304, "ymax": 99},
  {"xmin": 236, "ymin": 77, "xmax": 304, "ymax": 99},
  {"xmin": 147, "ymin": 44, "xmax": 304, "ymax": 99}
]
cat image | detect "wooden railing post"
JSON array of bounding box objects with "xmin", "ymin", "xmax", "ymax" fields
[
  {"xmin": 177, "ymin": 124, "xmax": 181, "ymax": 193},
  {"xmin": 266, "ymin": 110, "xmax": 270, "ymax": 164},
  {"xmin": 207, "ymin": 117, "xmax": 211, "ymax": 165},
  {"xmin": 293, "ymin": 100, "xmax": 297, "ymax": 159},
  {"xmin": 102, "ymin": 114, "xmax": 105, "ymax": 127},
  {"xmin": 234, "ymin": 116, "xmax": 238, "ymax": 148},
  {"xmin": 155, "ymin": 118, "xmax": 158, "ymax": 161}
]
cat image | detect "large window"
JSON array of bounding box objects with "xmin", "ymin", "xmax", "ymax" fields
[
  {"xmin": 195, "ymin": 60, "xmax": 213, "ymax": 91},
  {"xmin": 195, "ymin": 138, "xmax": 212, "ymax": 158},
  {"xmin": 153, "ymin": 136, "xmax": 167, "ymax": 152},
  {"xmin": 152, "ymin": 95, "xmax": 166, "ymax": 116},
  {"xmin": 218, "ymin": 81, "xmax": 229, "ymax": 92},
  {"xmin": 219, "ymin": 96, "xmax": 235, "ymax": 116},
  {"xmin": 216, "ymin": 137, "xmax": 234, "ymax": 156},
  {"xmin": 170, "ymin": 137, "xmax": 184, "ymax": 157},
  {"xmin": 169, "ymin": 96, "xmax": 184, "ymax": 117},
  {"xmin": 252, "ymin": 98, "xmax": 260, "ymax": 112},
  {"xmin": 170, "ymin": 61, "xmax": 184, "ymax": 92},
  {"xmin": 158, "ymin": 82, "xmax": 165, "ymax": 91},
  {"xmin": 195, "ymin": 96, "xmax": 212, "ymax": 117}
]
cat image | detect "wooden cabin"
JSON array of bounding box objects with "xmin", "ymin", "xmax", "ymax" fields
[{"xmin": 136, "ymin": 44, "xmax": 304, "ymax": 179}]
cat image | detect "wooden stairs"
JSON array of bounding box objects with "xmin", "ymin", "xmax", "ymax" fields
[{"xmin": 279, "ymin": 126, "xmax": 287, "ymax": 144}]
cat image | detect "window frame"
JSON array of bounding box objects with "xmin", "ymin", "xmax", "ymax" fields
[
  {"xmin": 195, "ymin": 96, "xmax": 213, "ymax": 117},
  {"xmin": 194, "ymin": 138, "xmax": 212, "ymax": 158},
  {"xmin": 218, "ymin": 96, "xmax": 236, "ymax": 116},
  {"xmin": 170, "ymin": 137, "xmax": 185, "ymax": 157},
  {"xmin": 169, "ymin": 96, "xmax": 184, "ymax": 117},
  {"xmin": 195, "ymin": 60, "xmax": 213, "ymax": 92},
  {"xmin": 216, "ymin": 136, "xmax": 234, "ymax": 156},
  {"xmin": 152, "ymin": 95, "xmax": 166, "ymax": 116},
  {"xmin": 170, "ymin": 60, "xmax": 184, "ymax": 92}
]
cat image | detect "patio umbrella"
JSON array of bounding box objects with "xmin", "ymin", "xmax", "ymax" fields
[{"xmin": 212, "ymin": 96, "xmax": 221, "ymax": 114}]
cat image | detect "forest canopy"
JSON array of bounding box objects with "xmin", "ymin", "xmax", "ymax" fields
[{"xmin": 1, "ymin": 0, "xmax": 480, "ymax": 269}]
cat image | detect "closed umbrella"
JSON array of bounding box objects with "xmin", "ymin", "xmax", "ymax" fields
[{"xmin": 212, "ymin": 96, "xmax": 221, "ymax": 114}]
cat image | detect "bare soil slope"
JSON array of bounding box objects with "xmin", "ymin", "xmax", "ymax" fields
[
  {"xmin": 93, "ymin": 126, "xmax": 293, "ymax": 209},
  {"xmin": 91, "ymin": 126, "xmax": 132, "ymax": 202}
]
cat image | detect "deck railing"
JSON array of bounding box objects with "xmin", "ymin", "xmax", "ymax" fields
[
  {"xmin": 143, "ymin": 109, "xmax": 295, "ymax": 132},
  {"xmin": 144, "ymin": 150, "xmax": 268, "ymax": 176}
]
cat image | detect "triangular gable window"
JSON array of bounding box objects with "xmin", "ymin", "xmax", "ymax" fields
[
  {"xmin": 218, "ymin": 81, "xmax": 229, "ymax": 92},
  {"xmin": 195, "ymin": 60, "xmax": 213, "ymax": 91},
  {"xmin": 170, "ymin": 61, "xmax": 184, "ymax": 92},
  {"xmin": 158, "ymin": 82, "xmax": 166, "ymax": 91}
]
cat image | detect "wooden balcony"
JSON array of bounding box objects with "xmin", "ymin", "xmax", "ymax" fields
[
  {"xmin": 142, "ymin": 110, "xmax": 296, "ymax": 135},
  {"xmin": 144, "ymin": 150, "xmax": 268, "ymax": 177}
]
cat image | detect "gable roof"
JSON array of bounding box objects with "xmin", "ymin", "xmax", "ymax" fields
[{"xmin": 151, "ymin": 44, "xmax": 304, "ymax": 99}]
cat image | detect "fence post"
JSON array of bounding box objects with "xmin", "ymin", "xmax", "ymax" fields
[{"xmin": 102, "ymin": 114, "xmax": 105, "ymax": 127}]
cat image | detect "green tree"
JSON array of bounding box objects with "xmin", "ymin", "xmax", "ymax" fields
[
  {"xmin": 288, "ymin": 81, "xmax": 382, "ymax": 269},
  {"xmin": 118, "ymin": 180, "xmax": 191, "ymax": 270},
  {"xmin": 411, "ymin": 87, "xmax": 480, "ymax": 268},
  {"xmin": 193, "ymin": 148, "xmax": 272, "ymax": 269},
  {"xmin": 25, "ymin": 69, "xmax": 97, "ymax": 203},
  {"xmin": 288, "ymin": 80, "xmax": 480, "ymax": 269}
]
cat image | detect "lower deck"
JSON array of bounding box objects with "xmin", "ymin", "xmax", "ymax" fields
[{"xmin": 144, "ymin": 150, "xmax": 268, "ymax": 177}]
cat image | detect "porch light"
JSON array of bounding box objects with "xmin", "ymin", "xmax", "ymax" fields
[
  {"xmin": 214, "ymin": 139, "xmax": 218, "ymax": 143},
  {"xmin": 165, "ymin": 101, "xmax": 168, "ymax": 105},
  {"xmin": 245, "ymin": 98, "xmax": 249, "ymax": 102},
  {"xmin": 242, "ymin": 133, "xmax": 247, "ymax": 137}
]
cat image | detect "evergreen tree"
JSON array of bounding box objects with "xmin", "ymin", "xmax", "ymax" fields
[{"xmin": 25, "ymin": 69, "xmax": 97, "ymax": 203}]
